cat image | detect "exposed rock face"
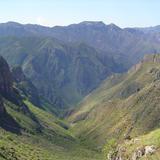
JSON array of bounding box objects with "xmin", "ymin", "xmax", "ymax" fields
[
  {"xmin": 129, "ymin": 62, "xmax": 142, "ymax": 73},
  {"xmin": 132, "ymin": 145, "xmax": 156, "ymax": 160},
  {"xmin": 12, "ymin": 66, "xmax": 26, "ymax": 83},
  {"xmin": 132, "ymin": 147, "xmax": 145, "ymax": 160},
  {"xmin": 12, "ymin": 66, "xmax": 41, "ymax": 107},
  {"xmin": 0, "ymin": 96, "xmax": 5, "ymax": 114},
  {"xmin": 108, "ymin": 145, "xmax": 157, "ymax": 160},
  {"xmin": 0, "ymin": 56, "xmax": 13, "ymax": 114},
  {"xmin": 142, "ymin": 54, "xmax": 160, "ymax": 63},
  {"xmin": 0, "ymin": 56, "xmax": 13, "ymax": 98},
  {"xmin": 0, "ymin": 57, "xmax": 41, "ymax": 133},
  {"xmin": 129, "ymin": 54, "xmax": 160, "ymax": 73},
  {"xmin": 144, "ymin": 145, "xmax": 156, "ymax": 155}
]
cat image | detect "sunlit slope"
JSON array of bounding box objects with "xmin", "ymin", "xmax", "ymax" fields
[
  {"xmin": 110, "ymin": 128, "xmax": 160, "ymax": 160},
  {"xmin": 68, "ymin": 54, "xmax": 160, "ymax": 148},
  {"xmin": 0, "ymin": 100, "xmax": 102, "ymax": 160}
]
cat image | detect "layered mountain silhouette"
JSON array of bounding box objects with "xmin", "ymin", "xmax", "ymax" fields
[
  {"xmin": 0, "ymin": 21, "xmax": 160, "ymax": 112},
  {"xmin": 1, "ymin": 21, "xmax": 160, "ymax": 159}
]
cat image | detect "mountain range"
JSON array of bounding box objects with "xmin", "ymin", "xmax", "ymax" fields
[
  {"xmin": 1, "ymin": 21, "xmax": 160, "ymax": 65},
  {"xmin": 0, "ymin": 21, "xmax": 160, "ymax": 114},
  {"xmin": 0, "ymin": 21, "xmax": 160, "ymax": 160}
]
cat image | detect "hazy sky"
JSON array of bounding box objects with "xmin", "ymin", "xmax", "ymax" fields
[{"xmin": 0, "ymin": 0, "xmax": 159, "ymax": 27}]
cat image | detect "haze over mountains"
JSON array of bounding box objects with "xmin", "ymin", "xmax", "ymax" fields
[
  {"xmin": 1, "ymin": 21, "xmax": 160, "ymax": 160},
  {"xmin": 0, "ymin": 21, "xmax": 160, "ymax": 113},
  {"xmin": 1, "ymin": 21, "xmax": 160, "ymax": 64}
]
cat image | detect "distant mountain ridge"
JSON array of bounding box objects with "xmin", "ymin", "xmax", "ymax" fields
[
  {"xmin": 1, "ymin": 21, "xmax": 160, "ymax": 159},
  {"xmin": 0, "ymin": 21, "xmax": 160, "ymax": 112},
  {"xmin": 135, "ymin": 25, "xmax": 160, "ymax": 34},
  {"xmin": 0, "ymin": 21, "xmax": 160, "ymax": 64}
]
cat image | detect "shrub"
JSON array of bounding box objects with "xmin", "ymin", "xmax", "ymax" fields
[{"xmin": 102, "ymin": 138, "xmax": 117, "ymax": 160}]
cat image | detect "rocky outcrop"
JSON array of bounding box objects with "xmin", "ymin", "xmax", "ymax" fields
[
  {"xmin": 129, "ymin": 62, "xmax": 142, "ymax": 73},
  {"xmin": 107, "ymin": 144, "xmax": 156, "ymax": 160},
  {"xmin": 0, "ymin": 56, "xmax": 22, "ymax": 105},
  {"xmin": 0, "ymin": 57, "xmax": 42, "ymax": 133},
  {"xmin": 142, "ymin": 54, "xmax": 160, "ymax": 63},
  {"xmin": 0, "ymin": 56, "xmax": 14, "ymax": 115},
  {"xmin": 132, "ymin": 147, "xmax": 145, "ymax": 160},
  {"xmin": 145, "ymin": 145, "xmax": 156, "ymax": 155},
  {"xmin": 12, "ymin": 66, "xmax": 41, "ymax": 106},
  {"xmin": 0, "ymin": 56, "xmax": 13, "ymax": 98},
  {"xmin": 132, "ymin": 145, "xmax": 156, "ymax": 160},
  {"xmin": 0, "ymin": 96, "xmax": 5, "ymax": 114},
  {"xmin": 129, "ymin": 54, "xmax": 160, "ymax": 73},
  {"xmin": 12, "ymin": 66, "xmax": 26, "ymax": 83}
]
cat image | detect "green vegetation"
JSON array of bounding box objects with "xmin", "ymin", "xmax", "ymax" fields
[
  {"xmin": 102, "ymin": 128, "xmax": 160, "ymax": 159},
  {"xmin": 2, "ymin": 53, "xmax": 160, "ymax": 159},
  {"xmin": 0, "ymin": 55, "xmax": 102, "ymax": 160},
  {"xmin": 0, "ymin": 99, "xmax": 102, "ymax": 160},
  {"xmin": 102, "ymin": 138, "xmax": 117, "ymax": 159},
  {"xmin": 1, "ymin": 21, "xmax": 160, "ymax": 159},
  {"xmin": 0, "ymin": 36, "xmax": 118, "ymax": 113},
  {"xmin": 68, "ymin": 54, "xmax": 160, "ymax": 151}
]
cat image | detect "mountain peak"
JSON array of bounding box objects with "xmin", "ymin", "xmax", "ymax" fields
[
  {"xmin": 107, "ymin": 23, "xmax": 121, "ymax": 30},
  {"xmin": 78, "ymin": 21, "xmax": 106, "ymax": 27},
  {"xmin": 2, "ymin": 21, "xmax": 22, "ymax": 27}
]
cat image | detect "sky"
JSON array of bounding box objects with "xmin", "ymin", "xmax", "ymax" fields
[{"xmin": 0, "ymin": 0, "xmax": 159, "ymax": 28}]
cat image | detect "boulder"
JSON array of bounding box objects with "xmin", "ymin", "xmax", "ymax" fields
[
  {"xmin": 132, "ymin": 147, "xmax": 145, "ymax": 160},
  {"xmin": 132, "ymin": 145, "xmax": 156, "ymax": 160},
  {"xmin": 145, "ymin": 145, "xmax": 156, "ymax": 156}
]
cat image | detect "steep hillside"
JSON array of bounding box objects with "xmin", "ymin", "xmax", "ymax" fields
[
  {"xmin": 12, "ymin": 66, "xmax": 41, "ymax": 106},
  {"xmin": 0, "ymin": 56, "xmax": 102, "ymax": 160},
  {"xmin": 0, "ymin": 36, "xmax": 122, "ymax": 112},
  {"xmin": 0, "ymin": 100, "xmax": 102, "ymax": 160},
  {"xmin": 0, "ymin": 56, "xmax": 13, "ymax": 99},
  {"xmin": 68, "ymin": 54, "xmax": 160, "ymax": 149},
  {"xmin": 0, "ymin": 56, "xmax": 38, "ymax": 134}
]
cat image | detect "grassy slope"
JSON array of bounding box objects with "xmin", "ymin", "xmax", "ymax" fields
[
  {"xmin": 68, "ymin": 54, "xmax": 160, "ymax": 149},
  {"xmin": 0, "ymin": 99, "xmax": 102, "ymax": 160},
  {"xmin": 117, "ymin": 128, "xmax": 160, "ymax": 160}
]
